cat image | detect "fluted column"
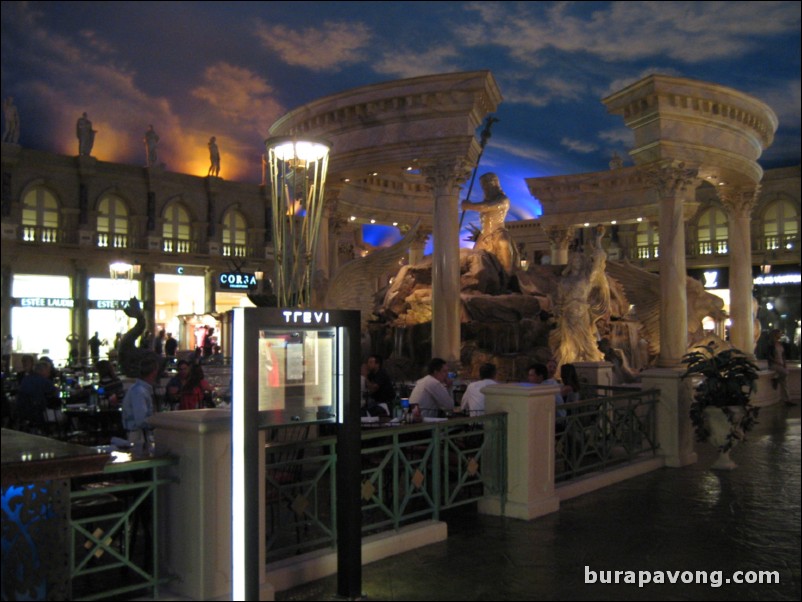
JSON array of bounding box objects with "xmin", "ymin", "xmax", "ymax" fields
[
  {"xmin": 718, "ymin": 185, "xmax": 759, "ymax": 356},
  {"xmin": 545, "ymin": 226, "xmax": 575, "ymax": 265},
  {"xmin": 421, "ymin": 159, "xmax": 471, "ymax": 365},
  {"xmin": 204, "ymin": 268, "xmax": 215, "ymax": 315},
  {"xmin": 645, "ymin": 161, "xmax": 700, "ymax": 367},
  {"xmin": 316, "ymin": 187, "xmax": 341, "ymax": 282},
  {"xmin": 72, "ymin": 266, "xmax": 89, "ymax": 361},
  {"xmin": 142, "ymin": 269, "xmax": 157, "ymax": 334}
]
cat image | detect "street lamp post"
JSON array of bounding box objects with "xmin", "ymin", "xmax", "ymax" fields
[{"xmin": 265, "ymin": 137, "xmax": 330, "ymax": 307}]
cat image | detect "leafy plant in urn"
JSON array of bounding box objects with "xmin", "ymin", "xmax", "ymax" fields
[{"xmin": 681, "ymin": 343, "xmax": 760, "ymax": 467}]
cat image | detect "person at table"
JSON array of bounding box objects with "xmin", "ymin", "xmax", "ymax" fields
[
  {"xmin": 96, "ymin": 360, "xmax": 124, "ymax": 404},
  {"xmin": 560, "ymin": 363, "xmax": 581, "ymax": 403},
  {"xmin": 166, "ymin": 359, "xmax": 190, "ymax": 409},
  {"xmin": 364, "ymin": 354, "xmax": 394, "ymax": 417},
  {"xmin": 16, "ymin": 360, "xmax": 59, "ymax": 432},
  {"xmin": 527, "ymin": 362, "xmax": 566, "ymax": 425},
  {"xmin": 16, "ymin": 354, "xmax": 35, "ymax": 383},
  {"xmin": 122, "ymin": 355, "xmax": 159, "ymax": 451},
  {"xmin": 409, "ymin": 357, "xmax": 454, "ymax": 418},
  {"xmin": 460, "ymin": 363, "xmax": 497, "ymax": 416},
  {"xmin": 178, "ymin": 363, "xmax": 214, "ymax": 410}
]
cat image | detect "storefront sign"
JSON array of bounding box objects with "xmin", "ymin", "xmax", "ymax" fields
[
  {"xmin": 16, "ymin": 297, "xmax": 74, "ymax": 308},
  {"xmin": 282, "ymin": 310, "xmax": 330, "ymax": 324},
  {"xmin": 753, "ymin": 273, "xmax": 801, "ymax": 286},
  {"xmin": 688, "ymin": 267, "xmax": 728, "ymax": 289},
  {"xmin": 219, "ymin": 272, "xmax": 258, "ymax": 290},
  {"xmin": 91, "ymin": 299, "xmax": 132, "ymax": 310}
]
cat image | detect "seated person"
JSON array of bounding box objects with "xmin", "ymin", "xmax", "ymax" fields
[
  {"xmin": 460, "ymin": 363, "xmax": 497, "ymax": 416},
  {"xmin": 16, "ymin": 354, "xmax": 35, "ymax": 383},
  {"xmin": 178, "ymin": 363, "xmax": 214, "ymax": 410},
  {"xmin": 166, "ymin": 360, "xmax": 191, "ymax": 409},
  {"xmin": 560, "ymin": 363, "xmax": 581, "ymax": 403},
  {"xmin": 409, "ymin": 358, "xmax": 454, "ymax": 418},
  {"xmin": 16, "ymin": 360, "xmax": 59, "ymax": 431},
  {"xmin": 527, "ymin": 362, "xmax": 566, "ymax": 424},
  {"xmin": 96, "ymin": 360, "xmax": 124, "ymax": 403},
  {"xmin": 364, "ymin": 354, "xmax": 394, "ymax": 417}
]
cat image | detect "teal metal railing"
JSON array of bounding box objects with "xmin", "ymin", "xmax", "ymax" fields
[
  {"xmin": 264, "ymin": 413, "xmax": 507, "ymax": 561},
  {"xmin": 69, "ymin": 455, "xmax": 177, "ymax": 601},
  {"xmin": 556, "ymin": 386, "xmax": 659, "ymax": 483}
]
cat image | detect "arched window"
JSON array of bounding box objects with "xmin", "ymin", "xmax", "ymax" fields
[
  {"xmin": 696, "ymin": 207, "xmax": 728, "ymax": 255},
  {"xmin": 763, "ymin": 199, "xmax": 798, "ymax": 251},
  {"xmin": 97, "ymin": 194, "xmax": 129, "ymax": 248},
  {"xmin": 222, "ymin": 209, "xmax": 248, "ymax": 257},
  {"xmin": 163, "ymin": 203, "xmax": 192, "ymax": 253},
  {"xmin": 22, "ymin": 187, "xmax": 59, "ymax": 243},
  {"xmin": 635, "ymin": 221, "xmax": 659, "ymax": 259}
]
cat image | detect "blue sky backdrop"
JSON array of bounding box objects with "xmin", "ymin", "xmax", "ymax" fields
[{"xmin": 2, "ymin": 1, "xmax": 799, "ymax": 247}]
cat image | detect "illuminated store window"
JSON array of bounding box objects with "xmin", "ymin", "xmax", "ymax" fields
[
  {"xmin": 97, "ymin": 194, "xmax": 129, "ymax": 248},
  {"xmin": 163, "ymin": 203, "xmax": 192, "ymax": 253},
  {"xmin": 222, "ymin": 209, "xmax": 248, "ymax": 257},
  {"xmin": 697, "ymin": 207, "xmax": 728, "ymax": 255},
  {"xmin": 763, "ymin": 199, "xmax": 798, "ymax": 251},
  {"xmin": 11, "ymin": 275, "xmax": 72, "ymax": 361},
  {"xmin": 22, "ymin": 187, "xmax": 59, "ymax": 243}
]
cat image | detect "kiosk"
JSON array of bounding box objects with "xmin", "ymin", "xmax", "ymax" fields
[{"xmin": 229, "ymin": 307, "xmax": 362, "ymax": 600}]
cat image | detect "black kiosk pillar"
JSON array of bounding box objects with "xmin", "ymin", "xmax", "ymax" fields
[{"xmin": 230, "ymin": 307, "xmax": 362, "ymax": 600}]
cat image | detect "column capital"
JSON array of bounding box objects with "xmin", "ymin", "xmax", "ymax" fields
[
  {"xmin": 399, "ymin": 223, "xmax": 431, "ymax": 244},
  {"xmin": 419, "ymin": 158, "xmax": 473, "ymax": 193},
  {"xmin": 717, "ymin": 184, "xmax": 760, "ymax": 218},
  {"xmin": 643, "ymin": 161, "xmax": 700, "ymax": 198},
  {"xmin": 544, "ymin": 225, "xmax": 576, "ymax": 247}
]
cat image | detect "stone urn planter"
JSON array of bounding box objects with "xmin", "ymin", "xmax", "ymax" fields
[
  {"xmin": 702, "ymin": 405, "xmax": 746, "ymax": 470},
  {"xmin": 682, "ymin": 343, "xmax": 760, "ymax": 470}
]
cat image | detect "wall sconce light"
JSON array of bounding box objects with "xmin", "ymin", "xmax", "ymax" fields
[{"xmin": 109, "ymin": 261, "xmax": 141, "ymax": 280}]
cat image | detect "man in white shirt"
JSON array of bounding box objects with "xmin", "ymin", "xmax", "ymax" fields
[
  {"xmin": 409, "ymin": 358, "xmax": 454, "ymax": 418},
  {"xmin": 460, "ymin": 363, "xmax": 497, "ymax": 416}
]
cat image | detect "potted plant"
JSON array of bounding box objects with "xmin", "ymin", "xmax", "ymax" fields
[{"xmin": 681, "ymin": 342, "xmax": 760, "ymax": 470}]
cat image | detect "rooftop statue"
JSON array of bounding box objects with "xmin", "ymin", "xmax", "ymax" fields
[
  {"xmin": 3, "ymin": 96, "xmax": 20, "ymax": 144},
  {"xmin": 208, "ymin": 136, "xmax": 220, "ymax": 177},
  {"xmin": 144, "ymin": 125, "xmax": 160, "ymax": 166},
  {"xmin": 76, "ymin": 112, "xmax": 95, "ymax": 156},
  {"xmin": 461, "ymin": 172, "xmax": 519, "ymax": 274}
]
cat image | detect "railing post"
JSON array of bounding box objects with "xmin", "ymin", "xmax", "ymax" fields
[{"xmin": 479, "ymin": 384, "xmax": 560, "ymax": 520}]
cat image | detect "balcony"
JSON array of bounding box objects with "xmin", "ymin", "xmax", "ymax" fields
[
  {"xmin": 22, "ymin": 225, "xmax": 59, "ymax": 244},
  {"xmin": 161, "ymin": 238, "xmax": 194, "ymax": 254},
  {"xmin": 96, "ymin": 232, "xmax": 129, "ymax": 249},
  {"xmin": 222, "ymin": 243, "xmax": 248, "ymax": 258}
]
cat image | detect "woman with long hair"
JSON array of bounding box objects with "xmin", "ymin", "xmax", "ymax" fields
[{"xmin": 178, "ymin": 363, "xmax": 214, "ymax": 410}]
